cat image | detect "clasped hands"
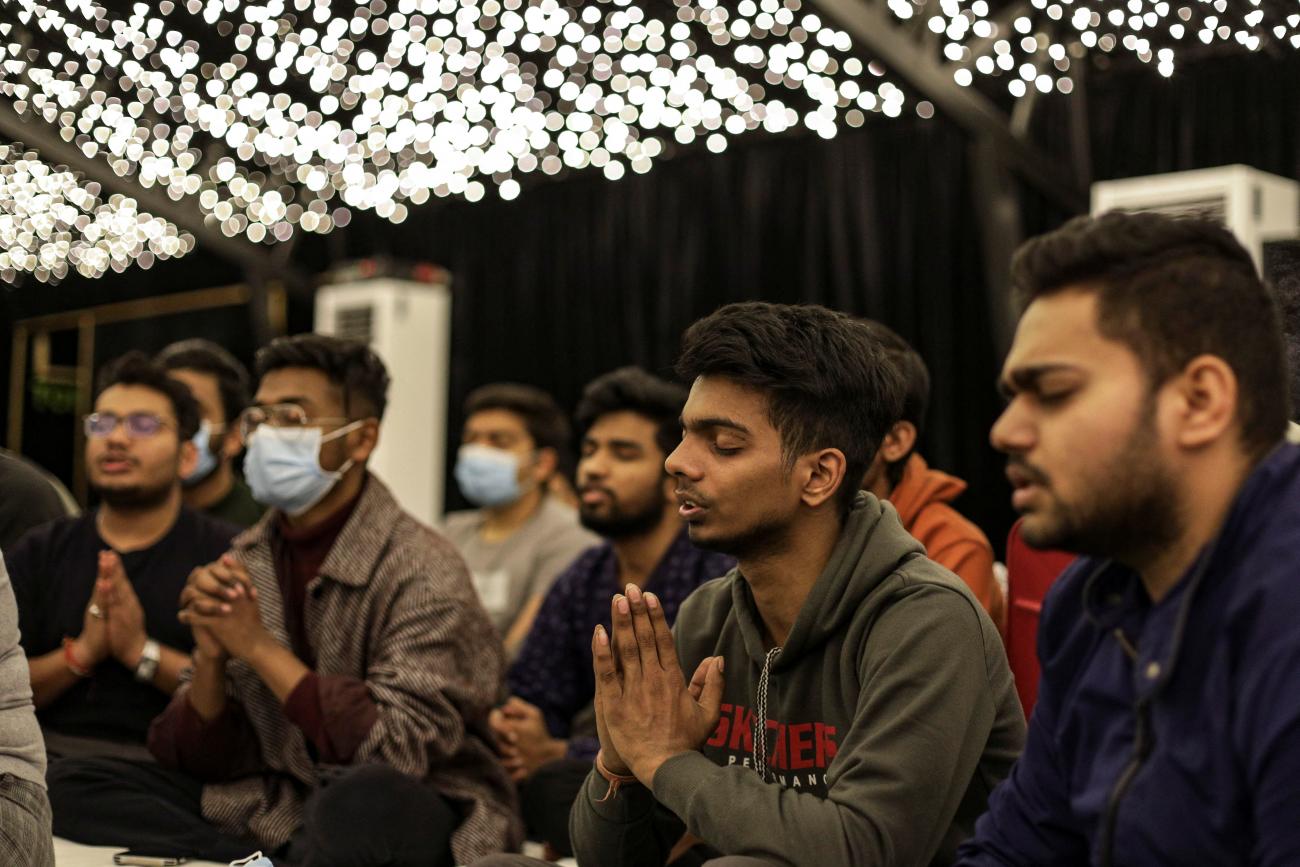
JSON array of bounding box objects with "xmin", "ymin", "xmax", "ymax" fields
[
  {"xmin": 178, "ymin": 553, "xmax": 271, "ymax": 665},
  {"xmin": 73, "ymin": 550, "xmax": 150, "ymax": 671},
  {"xmin": 592, "ymin": 583, "xmax": 726, "ymax": 787}
]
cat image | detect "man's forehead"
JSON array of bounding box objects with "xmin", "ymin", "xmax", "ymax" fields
[
  {"xmin": 96, "ymin": 383, "xmax": 172, "ymax": 414},
  {"xmin": 254, "ymin": 367, "xmax": 339, "ymax": 406},
  {"xmin": 465, "ymin": 408, "xmax": 528, "ymax": 434},
  {"xmin": 683, "ymin": 376, "xmax": 769, "ymax": 420},
  {"xmin": 587, "ymin": 410, "xmax": 656, "ymax": 442},
  {"xmin": 168, "ymin": 369, "xmax": 219, "ymax": 404},
  {"xmin": 1003, "ymin": 289, "xmax": 1119, "ymax": 375}
]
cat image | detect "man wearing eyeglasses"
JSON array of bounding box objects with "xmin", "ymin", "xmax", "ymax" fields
[
  {"xmin": 5, "ymin": 352, "xmax": 240, "ymax": 765},
  {"xmin": 38, "ymin": 334, "xmax": 521, "ymax": 864}
]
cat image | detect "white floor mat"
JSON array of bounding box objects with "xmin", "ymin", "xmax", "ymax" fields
[{"xmin": 53, "ymin": 837, "xmax": 229, "ymax": 866}]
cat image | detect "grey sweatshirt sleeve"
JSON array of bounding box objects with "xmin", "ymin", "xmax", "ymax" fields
[
  {"xmin": 0, "ymin": 556, "xmax": 47, "ymax": 787},
  {"xmin": 569, "ymin": 762, "xmax": 686, "ymax": 867},
  {"xmin": 650, "ymin": 585, "xmax": 1005, "ymax": 867}
]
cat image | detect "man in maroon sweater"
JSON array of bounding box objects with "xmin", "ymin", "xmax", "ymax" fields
[{"xmin": 52, "ymin": 335, "xmax": 517, "ymax": 866}]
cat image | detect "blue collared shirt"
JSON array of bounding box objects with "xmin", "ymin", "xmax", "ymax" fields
[
  {"xmin": 508, "ymin": 529, "xmax": 735, "ymax": 761},
  {"xmin": 959, "ymin": 443, "xmax": 1300, "ymax": 866}
]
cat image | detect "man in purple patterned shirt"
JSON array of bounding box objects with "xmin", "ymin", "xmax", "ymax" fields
[{"xmin": 491, "ymin": 367, "xmax": 733, "ymax": 857}]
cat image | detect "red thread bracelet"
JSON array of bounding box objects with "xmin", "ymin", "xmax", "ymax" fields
[
  {"xmin": 62, "ymin": 638, "xmax": 92, "ymax": 678},
  {"xmin": 595, "ymin": 750, "xmax": 639, "ymax": 802}
]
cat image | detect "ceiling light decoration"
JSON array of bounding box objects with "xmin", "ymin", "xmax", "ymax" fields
[
  {"xmin": 942, "ymin": 0, "xmax": 1299, "ymax": 97},
  {"xmin": 0, "ymin": 144, "xmax": 194, "ymax": 283},
  {"xmin": 0, "ymin": 0, "xmax": 1296, "ymax": 287},
  {"xmin": 0, "ymin": 0, "xmax": 911, "ymax": 248}
]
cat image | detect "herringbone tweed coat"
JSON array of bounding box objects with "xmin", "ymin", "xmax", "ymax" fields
[{"xmin": 164, "ymin": 475, "xmax": 521, "ymax": 861}]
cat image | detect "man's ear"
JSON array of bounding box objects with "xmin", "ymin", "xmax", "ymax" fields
[
  {"xmin": 531, "ymin": 447, "xmax": 559, "ymax": 483},
  {"xmin": 178, "ymin": 438, "xmax": 199, "ymax": 480},
  {"xmin": 219, "ymin": 425, "xmax": 242, "ymax": 461},
  {"xmin": 1169, "ymin": 354, "xmax": 1239, "ymax": 450},
  {"xmin": 347, "ymin": 419, "xmax": 382, "ymax": 464},
  {"xmin": 800, "ymin": 448, "xmax": 849, "ymax": 509},
  {"xmin": 878, "ymin": 421, "xmax": 917, "ymax": 464}
]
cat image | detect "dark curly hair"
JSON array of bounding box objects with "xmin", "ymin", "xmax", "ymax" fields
[{"xmin": 255, "ymin": 334, "xmax": 391, "ymax": 420}]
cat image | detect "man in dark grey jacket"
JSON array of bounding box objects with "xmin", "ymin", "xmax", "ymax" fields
[
  {"xmin": 475, "ymin": 303, "xmax": 1025, "ymax": 867},
  {"xmin": 0, "ymin": 555, "xmax": 55, "ymax": 867}
]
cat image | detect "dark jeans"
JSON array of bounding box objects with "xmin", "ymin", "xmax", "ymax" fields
[
  {"xmin": 518, "ymin": 758, "xmax": 591, "ymax": 857},
  {"xmin": 49, "ymin": 757, "xmax": 458, "ymax": 867}
]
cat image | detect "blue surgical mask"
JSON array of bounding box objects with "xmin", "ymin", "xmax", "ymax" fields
[
  {"xmin": 244, "ymin": 422, "xmax": 361, "ymax": 516},
  {"xmin": 455, "ymin": 444, "xmax": 526, "ymax": 508},
  {"xmin": 182, "ymin": 420, "xmax": 220, "ymax": 487}
]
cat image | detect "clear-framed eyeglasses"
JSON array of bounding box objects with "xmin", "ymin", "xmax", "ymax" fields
[
  {"xmin": 237, "ymin": 403, "xmax": 352, "ymax": 440},
  {"xmin": 83, "ymin": 411, "xmax": 173, "ymax": 439}
]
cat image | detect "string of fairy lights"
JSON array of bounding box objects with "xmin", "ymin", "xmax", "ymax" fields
[{"xmin": 0, "ymin": 0, "xmax": 1297, "ymax": 282}]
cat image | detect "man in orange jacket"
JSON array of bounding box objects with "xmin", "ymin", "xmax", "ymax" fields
[{"xmin": 859, "ymin": 321, "xmax": 1005, "ymax": 633}]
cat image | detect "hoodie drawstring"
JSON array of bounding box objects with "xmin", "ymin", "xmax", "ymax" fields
[{"xmin": 752, "ymin": 646, "xmax": 782, "ymax": 782}]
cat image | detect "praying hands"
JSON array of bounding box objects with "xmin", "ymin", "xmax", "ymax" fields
[
  {"xmin": 590, "ymin": 582, "xmax": 726, "ymax": 786},
  {"xmin": 178, "ymin": 553, "xmax": 269, "ymax": 663},
  {"xmin": 69, "ymin": 551, "xmax": 151, "ymax": 672}
]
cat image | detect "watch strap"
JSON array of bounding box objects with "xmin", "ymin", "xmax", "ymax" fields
[{"xmin": 133, "ymin": 638, "xmax": 161, "ymax": 683}]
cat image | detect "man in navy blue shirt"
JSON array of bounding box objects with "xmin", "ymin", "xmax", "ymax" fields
[
  {"xmin": 493, "ymin": 367, "xmax": 733, "ymax": 857},
  {"xmin": 960, "ymin": 211, "xmax": 1300, "ymax": 865}
]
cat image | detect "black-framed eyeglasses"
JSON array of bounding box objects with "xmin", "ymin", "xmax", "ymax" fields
[
  {"xmin": 83, "ymin": 412, "xmax": 172, "ymax": 440},
  {"xmin": 237, "ymin": 403, "xmax": 352, "ymax": 440}
]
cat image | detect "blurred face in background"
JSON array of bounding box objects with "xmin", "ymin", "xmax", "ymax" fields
[
  {"xmin": 167, "ymin": 367, "xmax": 240, "ymax": 467},
  {"xmin": 458, "ymin": 409, "xmax": 554, "ymax": 507},
  {"xmin": 86, "ymin": 385, "xmax": 195, "ymax": 509},
  {"xmin": 577, "ymin": 410, "xmax": 673, "ymax": 539}
]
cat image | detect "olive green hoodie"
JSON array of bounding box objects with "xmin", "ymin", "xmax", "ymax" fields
[{"xmin": 570, "ymin": 492, "xmax": 1025, "ymax": 867}]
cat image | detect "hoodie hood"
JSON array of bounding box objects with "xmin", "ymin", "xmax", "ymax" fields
[
  {"xmin": 887, "ymin": 453, "xmax": 967, "ymax": 527},
  {"xmin": 730, "ymin": 490, "xmax": 926, "ymax": 673}
]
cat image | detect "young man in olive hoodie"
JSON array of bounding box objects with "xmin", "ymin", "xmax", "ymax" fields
[{"xmin": 474, "ymin": 303, "xmax": 1025, "ymax": 867}]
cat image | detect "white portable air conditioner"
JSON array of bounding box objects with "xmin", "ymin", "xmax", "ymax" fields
[
  {"xmin": 1091, "ymin": 165, "xmax": 1300, "ymax": 268},
  {"xmin": 314, "ymin": 272, "xmax": 452, "ymax": 526}
]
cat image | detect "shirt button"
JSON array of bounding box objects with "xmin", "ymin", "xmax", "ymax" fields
[{"xmin": 1145, "ymin": 662, "xmax": 1161, "ymax": 680}]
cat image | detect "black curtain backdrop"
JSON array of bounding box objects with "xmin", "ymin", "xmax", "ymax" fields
[
  {"xmin": 4, "ymin": 50, "xmax": 1299, "ymax": 550},
  {"xmin": 321, "ymin": 114, "xmax": 999, "ymax": 527}
]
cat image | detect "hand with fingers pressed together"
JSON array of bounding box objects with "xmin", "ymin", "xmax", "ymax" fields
[
  {"xmin": 178, "ymin": 553, "xmax": 269, "ymax": 662},
  {"xmin": 488, "ymin": 696, "xmax": 569, "ymax": 782},
  {"xmin": 71, "ymin": 558, "xmax": 114, "ymax": 671},
  {"xmin": 96, "ymin": 550, "xmax": 151, "ymax": 669},
  {"xmin": 591, "ymin": 582, "xmax": 726, "ymax": 787}
]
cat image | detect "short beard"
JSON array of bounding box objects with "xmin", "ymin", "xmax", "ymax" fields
[
  {"xmin": 580, "ymin": 497, "xmax": 665, "ymax": 540},
  {"xmin": 687, "ymin": 508, "xmax": 790, "ymax": 562},
  {"xmin": 92, "ymin": 479, "xmax": 176, "ymax": 511},
  {"xmin": 1021, "ymin": 405, "xmax": 1184, "ymax": 564}
]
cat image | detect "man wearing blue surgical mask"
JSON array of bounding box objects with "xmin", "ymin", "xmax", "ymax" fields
[
  {"xmin": 51, "ymin": 335, "xmax": 520, "ymax": 864},
  {"xmin": 444, "ymin": 384, "xmax": 598, "ymax": 656},
  {"xmin": 158, "ymin": 339, "xmax": 264, "ymax": 528}
]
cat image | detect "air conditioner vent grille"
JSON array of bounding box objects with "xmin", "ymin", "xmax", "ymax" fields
[{"xmin": 334, "ymin": 305, "xmax": 374, "ymax": 344}]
